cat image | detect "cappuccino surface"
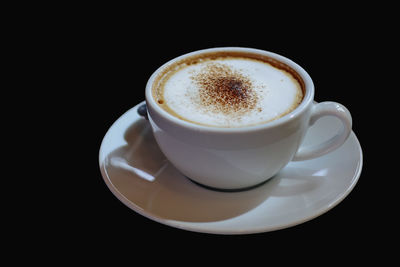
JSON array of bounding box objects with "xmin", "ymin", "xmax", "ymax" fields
[{"xmin": 154, "ymin": 54, "xmax": 303, "ymax": 127}]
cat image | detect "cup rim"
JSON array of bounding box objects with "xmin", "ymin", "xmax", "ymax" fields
[{"xmin": 145, "ymin": 47, "xmax": 314, "ymax": 133}]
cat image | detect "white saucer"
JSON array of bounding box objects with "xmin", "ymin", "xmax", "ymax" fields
[{"xmin": 99, "ymin": 101, "xmax": 363, "ymax": 234}]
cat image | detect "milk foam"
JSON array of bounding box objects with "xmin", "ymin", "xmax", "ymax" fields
[{"xmin": 160, "ymin": 57, "xmax": 302, "ymax": 127}]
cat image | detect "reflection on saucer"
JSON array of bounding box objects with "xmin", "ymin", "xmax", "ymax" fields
[{"xmin": 99, "ymin": 102, "xmax": 362, "ymax": 234}]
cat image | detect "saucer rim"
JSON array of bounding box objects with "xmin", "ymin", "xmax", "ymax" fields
[{"xmin": 99, "ymin": 101, "xmax": 363, "ymax": 235}]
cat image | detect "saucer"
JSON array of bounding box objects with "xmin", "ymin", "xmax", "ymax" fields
[{"xmin": 99, "ymin": 101, "xmax": 363, "ymax": 234}]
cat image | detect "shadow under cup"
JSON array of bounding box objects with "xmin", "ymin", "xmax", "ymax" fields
[{"xmin": 144, "ymin": 47, "xmax": 315, "ymax": 191}]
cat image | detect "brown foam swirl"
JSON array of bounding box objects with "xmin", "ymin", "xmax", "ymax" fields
[
  {"xmin": 190, "ymin": 63, "xmax": 258, "ymax": 115},
  {"xmin": 152, "ymin": 50, "xmax": 305, "ymax": 127}
]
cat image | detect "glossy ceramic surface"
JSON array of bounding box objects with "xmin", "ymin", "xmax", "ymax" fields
[
  {"xmin": 145, "ymin": 47, "xmax": 352, "ymax": 190},
  {"xmin": 99, "ymin": 102, "xmax": 362, "ymax": 234}
]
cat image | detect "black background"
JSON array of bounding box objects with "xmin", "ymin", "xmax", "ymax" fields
[
  {"xmin": 93, "ymin": 27, "xmax": 365, "ymax": 242},
  {"xmin": 28, "ymin": 6, "xmax": 395, "ymax": 262},
  {"xmin": 90, "ymin": 33, "xmax": 370, "ymax": 242}
]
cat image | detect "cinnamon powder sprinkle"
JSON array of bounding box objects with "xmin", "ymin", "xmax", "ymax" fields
[{"xmin": 190, "ymin": 62, "xmax": 258, "ymax": 115}]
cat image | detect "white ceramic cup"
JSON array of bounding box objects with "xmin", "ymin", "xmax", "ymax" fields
[{"xmin": 145, "ymin": 47, "xmax": 352, "ymax": 191}]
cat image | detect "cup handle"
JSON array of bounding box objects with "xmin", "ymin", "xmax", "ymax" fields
[{"xmin": 292, "ymin": 101, "xmax": 352, "ymax": 161}]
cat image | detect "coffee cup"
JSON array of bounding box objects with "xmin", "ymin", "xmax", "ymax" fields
[{"xmin": 143, "ymin": 47, "xmax": 352, "ymax": 191}]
